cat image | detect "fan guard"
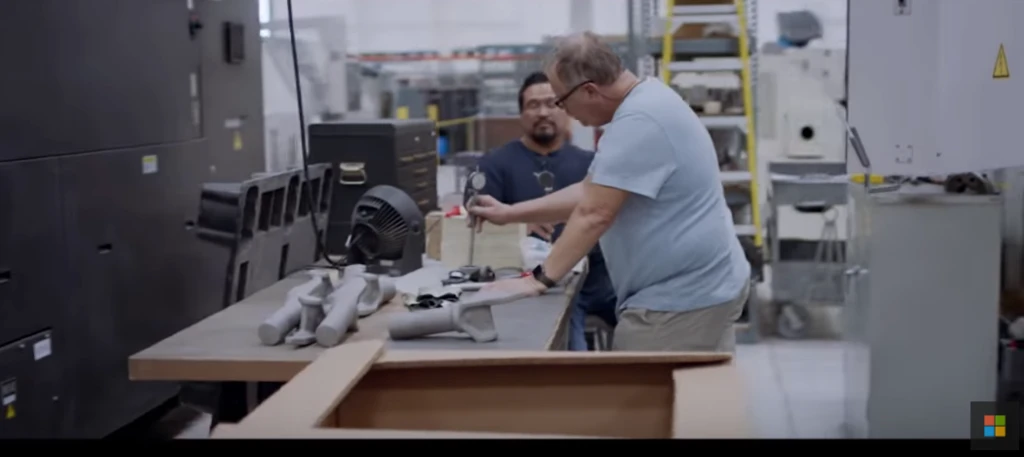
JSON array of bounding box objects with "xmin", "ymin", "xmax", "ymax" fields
[{"xmin": 348, "ymin": 185, "xmax": 423, "ymax": 261}]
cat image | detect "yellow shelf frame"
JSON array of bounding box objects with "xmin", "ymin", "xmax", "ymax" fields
[{"xmin": 660, "ymin": 0, "xmax": 763, "ymax": 247}]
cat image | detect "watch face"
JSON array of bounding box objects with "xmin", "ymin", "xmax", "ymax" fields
[
  {"xmin": 469, "ymin": 172, "xmax": 487, "ymax": 191},
  {"xmin": 534, "ymin": 170, "xmax": 555, "ymax": 194}
]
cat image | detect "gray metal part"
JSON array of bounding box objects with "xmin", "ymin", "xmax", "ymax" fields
[
  {"xmin": 0, "ymin": 0, "xmax": 266, "ymax": 438},
  {"xmin": 843, "ymin": 186, "xmax": 1001, "ymax": 438},
  {"xmin": 356, "ymin": 274, "xmax": 396, "ymax": 317},
  {"xmin": 387, "ymin": 286, "xmax": 572, "ymax": 350},
  {"xmin": 258, "ymin": 276, "xmax": 323, "ymax": 346},
  {"xmin": 315, "ymin": 299, "xmax": 360, "ymax": 347}
]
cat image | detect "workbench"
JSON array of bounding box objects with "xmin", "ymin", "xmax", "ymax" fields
[{"xmin": 129, "ymin": 264, "xmax": 579, "ymax": 384}]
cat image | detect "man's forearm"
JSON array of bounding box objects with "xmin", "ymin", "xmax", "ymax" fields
[
  {"xmin": 541, "ymin": 205, "xmax": 611, "ymax": 282},
  {"xmin": 507, "ymin": 182, "xmax": 583, "ymax": 224}
]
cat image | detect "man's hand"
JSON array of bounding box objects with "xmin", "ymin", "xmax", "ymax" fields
[
  {"xmin": 467, "ymin": 195, "xmax": 514, "ymax": 232},
  {"xmin": 527, "ymin": 223, "xmax": 556, "ymax": 241},
  {"xmin": 481, "ymin": 276, "xmax": 547, "ymax": 297}
]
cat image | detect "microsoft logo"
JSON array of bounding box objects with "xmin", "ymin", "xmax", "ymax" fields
[
  {"xmin": 983, "ymin": 414, "xmax": 1007, "ymax": 438},
  {"xmin": 971, "ymin": 402, "xmax": 1019, "ymax": 451}
]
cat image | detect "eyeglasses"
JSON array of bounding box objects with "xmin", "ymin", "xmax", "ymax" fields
[
  {"xmin": 554, "ymin": 80, "xmax": 593, "ymax": 109},
  {"xmin": 523, "ymin": 98, "xmax": 559, "ymax": 112}
]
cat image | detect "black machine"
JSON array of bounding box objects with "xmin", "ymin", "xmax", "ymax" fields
[
  {"xmin": 0, "ymin": 0, "xmax": 265, "ymax": 438},
  {"xmin": 347, "ymin": 185, "xmax": 426, "ymax": 277},
  {"xmin": 308, "ymin": 120, "xmax": 439, "ymax": 256},
  {"xmin": 195, "ymin": 166, "xmax": 335, "ymax": 307}
]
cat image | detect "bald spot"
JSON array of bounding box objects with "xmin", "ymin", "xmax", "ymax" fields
[{"xmin": 546, "ymin": 31, "xmax": 624, "ymax": 87}]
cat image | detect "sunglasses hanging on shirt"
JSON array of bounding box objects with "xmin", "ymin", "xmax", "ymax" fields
[
  {"xmin": 531, "ymin": 155, "xmax": 556, "ymax": 194},
  {"xmin": 534, "ymin": 170, "xmax": 556, "ymax": 194}
]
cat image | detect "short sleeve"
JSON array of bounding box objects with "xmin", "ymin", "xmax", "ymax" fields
[{"xmin": 590, "ymin": 114, "xmax": 677, "ymax": 199}]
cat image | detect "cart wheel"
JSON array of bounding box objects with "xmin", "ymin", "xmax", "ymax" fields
[{"xmin": 777, "ymin": 303, "xmax": 812, "ymax": 339}]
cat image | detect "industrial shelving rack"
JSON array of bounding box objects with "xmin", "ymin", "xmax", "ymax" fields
[
  {"xmin": 659, "ymin": 0, "xmax": 760, "ymax": 243},
  {"xmin": 476, "ymin": 44, "xmax": 549, "ymax": 116},
  {"xmin": 657, "ymin": 0, "xmax": 762, "ymax": 342}
]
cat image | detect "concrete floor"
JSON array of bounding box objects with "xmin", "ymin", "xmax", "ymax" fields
[{"xmin": 153, "ymin": 165, "xmax": 846, "ymax": 439}]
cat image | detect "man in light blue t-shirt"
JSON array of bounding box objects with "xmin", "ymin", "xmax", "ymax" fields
[{"xmin": 469, "ymin": 32, "xmax": 751, "ymax": 352}]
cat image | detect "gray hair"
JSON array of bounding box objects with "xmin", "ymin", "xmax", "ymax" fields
[{"xmin": 544, "ymin": 32, "xmax": 624, "ymax": 87}]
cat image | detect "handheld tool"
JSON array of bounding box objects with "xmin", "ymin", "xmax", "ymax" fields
[
  {"xmin": 464, "ymin": 171, "xmax": 487, "ymax": 265},
  {"xmin": 441, "ymin": 265, "xmax": 496, "ymax": 286}
]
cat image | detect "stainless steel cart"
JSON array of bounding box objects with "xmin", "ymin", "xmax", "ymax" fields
[{"xmin": 766, "ymin": 162, "xmax": 848, "ymax": 339}]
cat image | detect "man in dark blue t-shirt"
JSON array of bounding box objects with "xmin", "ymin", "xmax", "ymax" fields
[{"xmin": 472, "ymin": 72, "xmax": 616, "ymax": 350}]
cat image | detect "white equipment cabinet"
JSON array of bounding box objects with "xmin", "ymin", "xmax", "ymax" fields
[
  {"xmin": 757, "ymin": 48, "xmax": 846, "ymax": 164},
  {"xmin": 847, "ymin": 0, "xmax": 1024, "ymax": 175},
  {"xmin": 844, "ymin": 0, "xmax": 1015, "ymax": 438},
  {"xmin": 757, "ymin": 48, "xmax": 849, "ymax": 241},
  {"xmin": 843, "ymin": 186, "xmax": 1001, "ymax": 438}
]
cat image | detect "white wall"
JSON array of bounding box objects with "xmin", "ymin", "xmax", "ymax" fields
[{"xmin": 267, "ymin": 0, "xmax": 629, "ymax": 54}]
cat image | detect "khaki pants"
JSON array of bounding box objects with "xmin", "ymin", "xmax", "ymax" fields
[{"xmin": 612, "ymin": 281, "xmax": 750, "ymax": 352}]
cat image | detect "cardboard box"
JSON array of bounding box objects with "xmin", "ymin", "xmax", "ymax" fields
[
  {"xmin": 212, "ymin": 340, "xmax": 751, "ymax": 439},
  {"xmin": 440, "ymin": 218, "xmax": 526, "ymax": 269},
  {"xmin": 425, "ymin": 211, "xmax": 443, "ymax": 260}
]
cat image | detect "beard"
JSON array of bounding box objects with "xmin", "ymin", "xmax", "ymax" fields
[{"xmin": 529, "ymin": 121, "xmax": 558, "ymax": 146}]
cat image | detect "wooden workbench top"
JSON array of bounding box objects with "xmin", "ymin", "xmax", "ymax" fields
[{"xmin": 129, "ymin": 265, "xmax": 577, "ymax": 382}]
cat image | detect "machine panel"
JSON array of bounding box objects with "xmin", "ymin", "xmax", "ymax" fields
[
  {"xmin": 0, "ymin": 0, "xmax": 266, "ymax": 437},
  {"xmin": 196, "ymin": 0, "xmax": 266, "ymax": 181},
  {"xmin": 848, "ymin": 0, "xmax": 1024, "ymax": 175},
  {"xmin": 0, "ymin": 331, "xmax": 63, "ymax": 439},
  {"xmin": 0, "ymin": 0, "xmax": 201, "ymax": 162},
  {"xmin": 57, "ymin": 143, "xmax": 232, "ymax": 437},
  {"xmin": 0, "ymin": 160, "xmax": 67, "ymax": 347}
]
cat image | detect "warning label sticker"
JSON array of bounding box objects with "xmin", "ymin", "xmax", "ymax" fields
[
  {"xmin": 0, "ymin": 379, "xmax": 14, "ymax": 405},
  {"xmin": 994, "ymin": 44, "xmax": 1010, "ymax": 79},
  {"xmin": 1, "ymin": 379, "xmax": 15, "ymax": 419}
]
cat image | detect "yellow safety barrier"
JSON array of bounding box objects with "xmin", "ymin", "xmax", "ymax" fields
[
  {"xmin": 433, "ymin": 116, "xmax": 478, "ymax": 165},
  {"xmin": 735, "ymin": 0, "xmax": 762, "ymax": 248}
]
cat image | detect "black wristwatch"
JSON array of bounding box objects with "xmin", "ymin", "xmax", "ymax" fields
[{"xmin": 531, "ymin": 264, "xmax": 558, "ymax": 288}]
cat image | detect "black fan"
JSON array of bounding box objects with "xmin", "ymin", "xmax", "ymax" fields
[{"xmin": 347, "ymin": 185, "xmax": 425, "ymax": 276}]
